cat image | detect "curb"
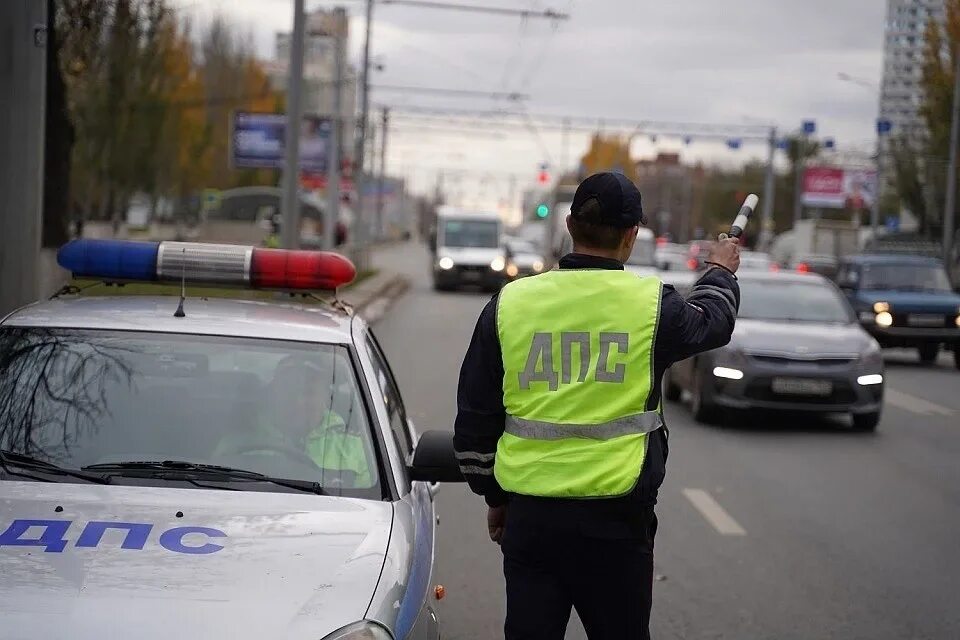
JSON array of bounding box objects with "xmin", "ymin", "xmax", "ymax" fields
[{"xmin": 345, "ymin": 272, "xmax": 411, "ymax": 323}]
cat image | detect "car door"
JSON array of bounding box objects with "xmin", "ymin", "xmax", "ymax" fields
[{"xmin": 363, "ymin": 330, "xmax": 440, "ymax": 640}]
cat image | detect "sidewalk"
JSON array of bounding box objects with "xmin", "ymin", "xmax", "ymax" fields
[{"xmin": 341, "ymin": 264, "xmax": 411, "ymax": 323}]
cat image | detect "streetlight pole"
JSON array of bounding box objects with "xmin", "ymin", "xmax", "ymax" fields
[
  {"xmin": 280, "ymin": 0, "xmax": 306, "ymax": 249},
  {"xmin": 943, "ymin": 49, "xmax": 960, "ymax": 270}
]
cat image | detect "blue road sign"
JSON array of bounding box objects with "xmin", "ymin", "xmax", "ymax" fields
[
  {"xmin": 824, "ymin": 138, "xmax": 836, "ymax": 149},
  {"xmin": 877, "ymin": 119, "xmax": 893, "ymax": 135},
  {"xmin": 726, "ymin": 138, "xmax": 742, "ymax": 150},
  {"xmin": 802, "ymin": 120, "xmax": 817, "ymax": 135},
  {"xmin": 885, "ymin": 216, "xmax": 900, "ymax": 232}
]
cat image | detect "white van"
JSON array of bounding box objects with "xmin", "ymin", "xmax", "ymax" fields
[{"xmin": 430, "ymin": 207, "xmax": 507, "ymax": 291}]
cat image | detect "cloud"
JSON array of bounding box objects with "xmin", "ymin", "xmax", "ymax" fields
[{"xmin": 169, "ymin": 0, "xmax": 889, "ymax": 203}]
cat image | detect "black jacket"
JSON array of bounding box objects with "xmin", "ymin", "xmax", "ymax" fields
[{"xmin": 453, "ymin": 253, "xmax": 740, "ymax": 537}]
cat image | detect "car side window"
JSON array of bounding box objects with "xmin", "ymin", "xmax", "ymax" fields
[{"xmin": 365, "ymin": 332, "xmax": 414, "ymax": 461}]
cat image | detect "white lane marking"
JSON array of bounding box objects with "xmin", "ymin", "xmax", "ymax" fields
[
  {"xmin": 682, "ymin": 488, "xmax": 747, "ymax": 536},
  {"xmin": 885, "ymin": 388, "xmax": 955, "ymax": 417}
]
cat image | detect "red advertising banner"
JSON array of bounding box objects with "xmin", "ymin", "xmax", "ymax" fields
[{"xmin": 802, "ymin": 166, "xmax": 877, "ymax": 209}]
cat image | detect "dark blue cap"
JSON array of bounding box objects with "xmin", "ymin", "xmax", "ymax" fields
[{"xmin": 570, "ymin": 172, "xmax": 646, "ymax": 228}]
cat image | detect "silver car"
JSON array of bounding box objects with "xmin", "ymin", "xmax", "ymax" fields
[
  {"xmin": 664, "ymin": 272, "xmax": 885, "ymax": 431},
  {"xmin": 0, "ymin": 239, "xmax": 464, "ymax": 639}
]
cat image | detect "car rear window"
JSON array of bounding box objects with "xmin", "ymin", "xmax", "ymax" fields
[
  {"xmin": 738, "ymin": 280, "xmax": 853, "ymax": 324},
  {"xmin": 0, "ymin": 328, "xmax": 381, "ymax": 497}
]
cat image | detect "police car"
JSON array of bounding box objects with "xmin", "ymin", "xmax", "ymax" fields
[{"xmin": 0, "ymin": 239, "xmax": 464, "ymax": 639}]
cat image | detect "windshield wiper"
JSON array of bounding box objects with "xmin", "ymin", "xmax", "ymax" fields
[
  {"xmin": 0, "ymin": 449, "xmax": 111, "ymax": 484},
  {"xmin": 82, "ymin": 460, "xmax": 325, "ymax": 494}
]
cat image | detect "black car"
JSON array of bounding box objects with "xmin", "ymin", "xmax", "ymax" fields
[{"xmin": 664, "ymin": 272, "xmax": 885, "ymax": 430}]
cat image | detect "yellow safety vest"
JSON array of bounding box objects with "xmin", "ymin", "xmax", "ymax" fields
[{"xmin": 495, "ymin": 270, "xmax": 663, "ymax": 498}]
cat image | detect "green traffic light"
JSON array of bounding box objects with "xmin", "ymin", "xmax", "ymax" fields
[{"xmin": 536, "ymin": 204, "xmax": 550, "ymax": 218}]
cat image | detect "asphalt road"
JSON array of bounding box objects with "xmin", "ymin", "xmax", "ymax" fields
[{"xmin": 373, "ymin": 241, "xmax": 960, "ymax": 640}]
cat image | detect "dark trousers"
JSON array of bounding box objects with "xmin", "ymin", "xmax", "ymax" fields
[{"xmin": 501, "ymin": 504, "xmax": 657, "ymax": 640}]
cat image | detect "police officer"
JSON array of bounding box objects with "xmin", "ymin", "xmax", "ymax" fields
[{"xmin": 453, "ymin": 172, "xmax": 741, "ymax": 640}]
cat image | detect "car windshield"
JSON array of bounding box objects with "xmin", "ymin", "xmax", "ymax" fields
[
  {"xmin": 739, "ymin": 279, "xmax": 853, "ymax": 323},
  {"xmin": 861, "ymin": 263, "xmax": 953, "ymax": 292},
  {"xmin": 441, "ymin": 220, "xmax": 500, "ymax": 249},
  {"xmin": 0, "ymin": 328, "xmax": 380, "ymax": 497},
  {"xmin": 626, "ymin": 240, "xmax": 656, "ymax": 266}
]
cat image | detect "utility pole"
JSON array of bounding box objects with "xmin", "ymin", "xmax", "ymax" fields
[
  {"xmin": 792, "ymin": 121, "xmax": 816, "ymax": 228},
  {"xmin": 0, "ymin": 0, "xmax": 46, "ymax": 316},
  {"xmin": 560, "ymin": 117, "xmax": 570, "ymax": 177},
  {"xmin": 943, "ymin": 49, "xmax": 960, "ymax": 273},
  {"xmin": 760, "ymin": 127, "xmax": 777, "ymax": 250},
  {"xmin": 281, "ymin": 0, "xmax": 306, "ymax": 249},
  {"xmin": 352, "ymin": 0, "xmax": 375, "ymax": 269},
  {"xmin": 792, "ymin": 135, "xmax": 806, "ymax": 229},
  {"xmin": 376, "ymin": 106, "xmax": 390, "ymax": 239},
  {"xmin": 872, "ymin": 119, "xmax": 892, "ymax": 239},
  {"xmin": 324, "ymin": 7, "xmax": 347, "ymax": 252}
]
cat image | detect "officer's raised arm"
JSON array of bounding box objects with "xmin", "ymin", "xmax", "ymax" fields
[{"xmin": 657, "ymin": 238, "xmax": 741, "ymax": 365}]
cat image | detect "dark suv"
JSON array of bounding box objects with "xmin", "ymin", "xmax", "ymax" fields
[{"xmin": 837, "ymin": 254, "xmax": 960, "ymax": 368}]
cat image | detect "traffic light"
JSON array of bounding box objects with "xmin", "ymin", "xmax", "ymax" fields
[{"xmin": 536, "ymin": 203, "xmax": 550, "ymax": 218}]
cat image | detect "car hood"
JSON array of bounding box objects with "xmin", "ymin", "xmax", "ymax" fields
[
  {"xmin": 0, "ymin": 481, "xmax": 392, "ymax": 640},
  {"xmin": 439, "ymin": 246, "xmax": 503, "ymax": 265},
  {"xmin": 731, "ymin": 318, "xmax": 872, "ymax": 355},
  {"xmin": 855, "ymin": 289, "xmax": 960, "ymax": 314}
]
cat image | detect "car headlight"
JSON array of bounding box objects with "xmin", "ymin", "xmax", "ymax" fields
[
  {"xmin": 321, "ymin": 621, "xmax": 393, "ymax": 640},
  {"xmin": 955, "ymin": 305, "xmax": 960, "ymax": 327},
  {"xmin": 875, "ymin": 311, "xmax": 893, "ymax": 328},
  {"xmin": 506, "ymin": 263, "xmax": 519, "ymax": 277},
  {"xmin": 873, "ymin": 301, "xmax": 890, "ymax": 313},
  {"xmin": 712, "ymin": 347, "xmax": 746, "ymax": 379},
  {"xmin": 438, "ymin": 257, "xmax": 454, "ymax": 270},
  {"xmin": 490, "ymin": 256, "xmax": 506, "ymax": 272},
  {"xmin": 532, "ymin": 260, "xmax": 544, "ymax": 272}
]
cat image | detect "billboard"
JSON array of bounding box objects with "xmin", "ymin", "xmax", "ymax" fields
[
  {"xmin": 802, "ymin": 166, "xmax": 877, "ymax": 209},
  {"xmin": 231, "ymin": 112, "xmax": 331, "ymax": 172}
]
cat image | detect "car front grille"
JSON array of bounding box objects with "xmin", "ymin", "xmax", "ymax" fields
[
  {"xmin": 891, "ymin": 313, "xmax": 952, "ymax": 329},
  {"xmin": 749, "ymin": 354, "xmax": 857, "ymax": 368}
]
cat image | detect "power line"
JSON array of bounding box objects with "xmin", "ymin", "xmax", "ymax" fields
[
  {"xmin": 379, "ymin": 0, "xmax": 570, "ymax": 20},
  {"xmin": 380, "ymin": 103, "xmax": 774, "ymax": 139},
  {"xmin": 371, "ymin": 84, "xmax": 528, "ymax": 100}
]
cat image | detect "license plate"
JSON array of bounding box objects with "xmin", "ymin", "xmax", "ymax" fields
[
  {"xmin": 461, "ymin": 270, "xmax": 482, "ymax": 281},
  {"xmin": 771, "ymin": 378, "xmax": 833, "ymax": 396},
  {"xmin": 907, "ymin": 314, "xmax": 944, "ymax": 327}
]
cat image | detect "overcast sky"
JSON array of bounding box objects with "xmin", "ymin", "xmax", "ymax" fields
[{"xmin": 175, "ymin": 0, "xmax": 888, "ymax": 209}]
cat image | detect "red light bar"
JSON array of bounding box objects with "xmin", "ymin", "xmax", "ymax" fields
[
  {"xmin": 251, "ymin": 249, "xmax": 356, "ymax": 290},
  {"xmin": 796, "ymin": 262, "xmax": 810, "ymax": 274}
]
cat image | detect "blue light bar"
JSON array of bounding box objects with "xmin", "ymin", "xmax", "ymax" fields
[{"xmin": 58, "ymin": 239, "xmax": 159, "ymax": 281}]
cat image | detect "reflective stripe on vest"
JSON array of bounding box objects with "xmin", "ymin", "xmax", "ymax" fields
[
  {"xmin": 495, "ymin": 269, "xmax": 663, "ymax": 498},
  {"xmin": 505, "ymin": 411, "xmax": 662, "ymax": 441}
]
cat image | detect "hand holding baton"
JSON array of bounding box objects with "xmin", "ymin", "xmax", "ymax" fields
[{"xmin": 719, "ymin": 194, "xmax": 759, "ymax": 241}]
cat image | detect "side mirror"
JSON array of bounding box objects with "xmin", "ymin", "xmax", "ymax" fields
[{"xmin": 409, "ymin": 431, "xmax": 464, "ymax": 483}]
